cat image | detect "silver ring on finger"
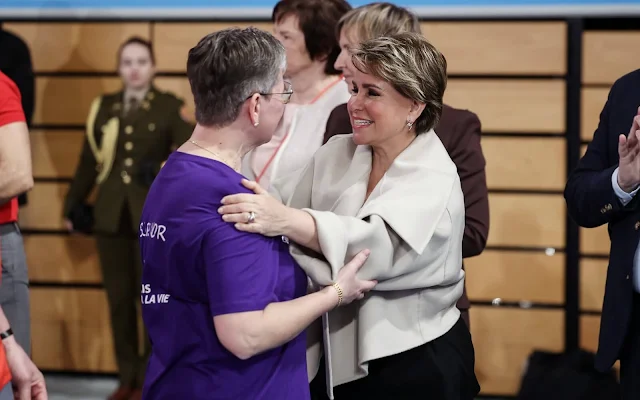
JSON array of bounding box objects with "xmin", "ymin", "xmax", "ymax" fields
[{"xmin": 247, "ymin": 211, "xmax": 256, "ymax": 224}]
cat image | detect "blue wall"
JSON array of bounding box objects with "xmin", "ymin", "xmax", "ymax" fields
[{"xmin": 3, "ymin": 0, "xmax": 640, "ymax": 18}]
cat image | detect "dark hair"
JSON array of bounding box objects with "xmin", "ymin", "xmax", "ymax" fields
[
  {"xmin": 186, "ymin": 27, "xmax": 286, "ymax": 128},
  {"xmin": 273, "ymin": 0, "xmax": 351, "ymax": 75},
  {"xmin": 117, "ymin": 36, "xmax": 155, "ymax": 65}
]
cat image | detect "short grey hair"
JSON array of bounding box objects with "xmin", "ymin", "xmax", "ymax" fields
[
  {"xmin": 187, "ymin": 27, "xmax": 286, "ymax": 127},
  {"xmin": 351, "ymin": 32, "xmax": 447, "ymax": 134}
]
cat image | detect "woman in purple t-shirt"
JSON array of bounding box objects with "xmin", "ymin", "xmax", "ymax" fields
[{"xmin": 138, "ymin": 27, "xmax": 376, "ymax": 400}]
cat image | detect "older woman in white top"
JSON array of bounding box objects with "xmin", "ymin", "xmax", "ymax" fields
[
  {"xmin": 241, "ymin": 0, "xmax": 352, "ymax": 189},
  {"xmin": 221, "ymin": 32, "xmax": 480, "ymax": 400}
]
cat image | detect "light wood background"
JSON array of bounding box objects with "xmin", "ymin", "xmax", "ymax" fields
[{"xmin": 4, "ymin": 19, "xmax": 637, "ymax": 396}]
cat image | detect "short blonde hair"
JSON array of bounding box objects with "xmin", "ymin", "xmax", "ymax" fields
[
  {"xmin": 351, "ymin": 32, "xmax": 447, "ymax": 133},
  {"xmin": 336, "ymin": 2, "xmax": 421, "ymax": 43}
]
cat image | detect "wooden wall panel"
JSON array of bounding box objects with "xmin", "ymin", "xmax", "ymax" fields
[
  {"xmin": 154, "ymin": 77, "xmax": 566, "ymax": 134},
  {"xmin": 580, "ymin": 315, "xmax": 600, "ymax": 353},
  {"xmin": 487, "ymin": 194, "xmax": 566, "ymax": 248},
  {"xmin": 20, "ymin": 182, "xmax": 67, "ymax": 231},
  {"xmin": 580, "ymin": 225, "xmax": 610, "ymax": 256},
  {"xmin": 34, "ymin": 77, "xmax": 121, "ymax": 125},
  {"xmin": 465, "ymin": 250, "xmax": 565, "ymax": 304},
  {"xmin": 31, "ymin": 130, "xmax": 84, "ymax": 179},
  {"xmin": 3, "ymin": 23, "xmax": 150, "ymax": 72},
  {"xmin": 423, "ymin": 22, "xmax": 567, "ymax": 75},
  {"xmin": 580, "ymin": 258, "xmax": 607, "ymax": 312},
  {"xmin": 153, "ymin": 22, "xmax": 273, "ymax": 72},
  {"xmin": 471, "ymin": 307, "xmax": 564, "ymax": 395},
  {"xmin": 583, "ymin": 31, "xmax": 640, "ymax": 85},
  {"xmin": 25, "ymin": 235, "xmax": 101, "ymax": 284},
  {"xmin": 154, "ymin": 21, "xmax": 569, "ymax": 75},
  {"xmin": 154, "ymin": 77, "xmax": 195, "ymax": 120},
  {"xmin": 581, "ymin": 88, "xmax": 610, "ymax": 141},
  {"xmin": 31, "ymin": 288, "xmax": 116, "ymax": 372},
  {"xmin": 483, "ymin": 137, "xmax": 566, "ymax": 190},
  {"xmin": 445, "ymin": 79, "xmax": 565, "ymax": 133}
]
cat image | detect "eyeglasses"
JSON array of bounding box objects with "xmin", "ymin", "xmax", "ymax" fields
[{"xmin": 248, "ymin": 81, "xmax": 294, "ymax": 104}]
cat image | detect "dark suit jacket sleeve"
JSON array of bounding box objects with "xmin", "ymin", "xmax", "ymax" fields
[
  {"xmin": 63, "ymin": 137, "xmax": 98, "ymax": 217},
  {"xmin": 449, "ymin": 111, "xmax": 490, "ymax": 258},
  {"xmin": 564, "ymin": 80, "xmax": 628, "ymax": 228}
]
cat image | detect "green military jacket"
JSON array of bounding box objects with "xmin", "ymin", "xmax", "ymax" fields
[{"xmin": 63, "ymin": 86, "xmax": 194, "ymax": 234}]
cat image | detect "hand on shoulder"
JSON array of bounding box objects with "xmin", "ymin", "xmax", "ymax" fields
[{"xmin": 218, "ymin": 179, "xmax": 289, "ymax": 236}]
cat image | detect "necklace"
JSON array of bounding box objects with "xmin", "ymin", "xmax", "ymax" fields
[{"xmin": 190, "ymin": 140, "xmax": 239, "ymax": 171}]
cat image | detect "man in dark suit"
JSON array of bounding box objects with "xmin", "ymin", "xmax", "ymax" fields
[
  {"xmin": 564, "ymin": 68, "xmax": 640, "ymax": 399},
  {"xmin": 324, "ymin": 3, "xmax": 489, "ymax": 329}
]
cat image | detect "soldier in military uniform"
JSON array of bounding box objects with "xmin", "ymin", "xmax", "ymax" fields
[{"xmin": 63, "ymin": 37, "xmax": 193, "ymax": 400}]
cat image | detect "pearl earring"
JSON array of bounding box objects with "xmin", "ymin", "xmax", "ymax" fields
[
  {"xmin": 254, "ymin": 122, "xmax": 259, "ymax": 127},
  {"xmin": 406, "ymin": 120, "xmax": 413, "ymax": 130}
]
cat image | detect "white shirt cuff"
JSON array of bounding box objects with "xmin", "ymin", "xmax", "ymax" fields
[{"xmin": 612, "ymin": 167, "xmax": 640, "ymax": 206}]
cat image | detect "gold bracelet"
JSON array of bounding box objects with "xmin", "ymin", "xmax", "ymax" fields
[{"xmin": 332, "ymin": 283, "xmax": 344, "ymax": 307}]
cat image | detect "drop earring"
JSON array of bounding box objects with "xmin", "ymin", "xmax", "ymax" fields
[{"xmin": 406, "ymin": 120, "xmax": 414, "ymax": 130}]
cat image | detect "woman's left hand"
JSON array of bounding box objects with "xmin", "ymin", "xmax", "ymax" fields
[{"xmin": 218, "ymin": 179, "xmax": 289, "ymax": 237}]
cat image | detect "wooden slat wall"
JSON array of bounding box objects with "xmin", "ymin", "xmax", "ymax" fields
[
  {"xmin": 582, "ymin": 31, "xmax": 640, "ymax": 85},
  {"xmin": 414, "ymin": 27, "xmax": 567, "ymax": 393},
  {"xmin": 578, "ymin": 28, "xmax": 640, "ymax": 378},
  {"xmin": 9, "ymin": 23, "xmax": 151, "ymax": 72},
  {"xmin": 1, "ymin": 19, "xmax": 581, "ymax": 396},
  {"xmin": 431, "ymin": 30, "xmax": 569, "ymax": 395}
]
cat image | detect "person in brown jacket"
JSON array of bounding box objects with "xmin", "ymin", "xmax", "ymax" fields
[{"xmin": 324, "ymin": 2, "xmax": 489, "ymax": 328}]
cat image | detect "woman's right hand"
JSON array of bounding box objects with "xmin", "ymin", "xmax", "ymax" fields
[
  {"xmin": 618, "ymin": 112, "xmax": 640, "ymax": 192},
  {"xmin": 332, "ymin": 249, "xmax": 377, "ymax": 305}
]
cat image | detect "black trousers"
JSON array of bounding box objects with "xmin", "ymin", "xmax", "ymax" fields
[
  {"xmin": 310, "ymin": 317, "xmax": 480, "ymax": 400},
  {"xmin": 96, "ymin": 204, "xmax": 150, "ymax": 388},
  {"xmin": 620, "ymin": 292, "xmax": 640, "ymax": 399}
]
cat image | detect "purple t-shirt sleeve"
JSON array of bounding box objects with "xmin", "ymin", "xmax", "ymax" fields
[{"xmin": 202, "ymin": 219, "xmax": 279, "ymax": 317}]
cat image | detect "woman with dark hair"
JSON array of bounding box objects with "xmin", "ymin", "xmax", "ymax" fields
[
  {"xmin": 63, "ymin": 36, "xmax": 193, "ymax": 400},
  {"xmin": 327, "ymin": 2, "xmax": 490, "ymax": 330},
  {"xmin": 241, "ymin": 0, "xmax": 352, "ymax": 190}
]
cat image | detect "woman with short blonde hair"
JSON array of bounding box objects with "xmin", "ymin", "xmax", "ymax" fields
[
  {"xmin": 325, "ymin": 1, "xmax": 490, "ymax": 332},
  {"xmin": 336, "ymin": 2, "xmax": 421, "ymax": 43},
  {"xmin": 220, "ymin": 32, "xmax": 480, "ymax": 400}
]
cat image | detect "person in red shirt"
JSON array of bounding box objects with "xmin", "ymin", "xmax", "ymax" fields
[{"xmin": 0, "ymin": 70, "xmax": 47, "ymax": 400}]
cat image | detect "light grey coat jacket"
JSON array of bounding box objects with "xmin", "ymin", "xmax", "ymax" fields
[{"xmin": 272, "ymin": 131, "xmax": 466, "ymax": 399}]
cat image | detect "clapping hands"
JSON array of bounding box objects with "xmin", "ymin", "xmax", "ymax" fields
[{"xmin": 617, "ymin": 107, "xmax": 640, "ymax": 193}]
